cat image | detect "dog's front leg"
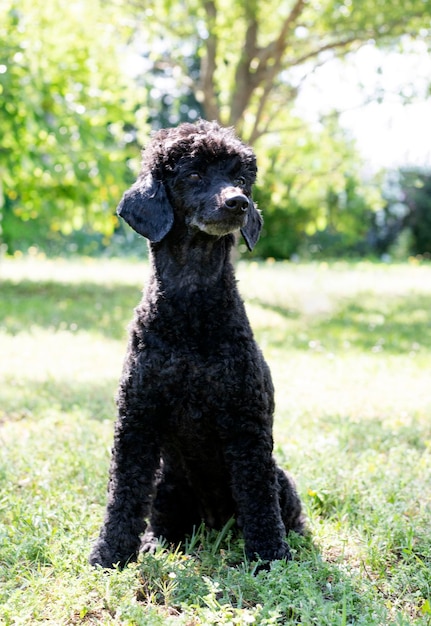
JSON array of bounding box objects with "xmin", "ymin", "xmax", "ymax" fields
[
  {"xmin": 89, "ymin": 417, "xmax": 160, "ymax": 569},
  {"xmin": 224, "ymin": 435, "xmax": 292, "ymax": 564}
]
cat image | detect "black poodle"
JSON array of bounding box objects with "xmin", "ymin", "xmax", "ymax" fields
[{"xmin": 89, "ymin": 120, "xmax": 304, "ymax": 569}]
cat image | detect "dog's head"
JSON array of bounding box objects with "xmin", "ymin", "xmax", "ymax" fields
[{"xmin": 117, "ymin": 120, "xmax": 263, "ymax": 251}]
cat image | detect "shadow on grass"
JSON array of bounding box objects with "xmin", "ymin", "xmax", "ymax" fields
[
  {"xmin": 0, "ymin": 377, "xmax": 117, "ymax": 424},
  {"xmin": 253, "ymin": 292, "xmax": 431, "ymax": 355},
  {"xmin": 326, "ymin": 413, "xmax": 430, "ymax": 455},
  {"xmin": 315, "ymin": 295, "xmax": 431, "ymax": 353},
  {"xmin": 248, "ymin": 297, "xmax": 301, "ymax": 321},
  {"xmin": 2, "ymin": 277, "xmax": 431, "ymax": 354},
  {"xmin": 0, "ymin": 279, "xmax": 141, "ymax": 339}
]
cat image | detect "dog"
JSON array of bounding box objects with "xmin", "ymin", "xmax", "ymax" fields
[{"xmin": 89, "ymin": 120, "xmax": 303, "ymax": 569}]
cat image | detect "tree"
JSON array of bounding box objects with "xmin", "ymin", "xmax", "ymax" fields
[
  {"xmin": 131, "ymin": 0, "xmax": 431, "ymax": 144},
  {"xmin": 3, "ymin": 0, "xmax": 429, "ymax": 256},
  {"xmin": 252, "ymin": 116, "xmax": 382, "ymax": 258},
  {"xmin": 402, "ymin": 170, "xmax": 431, "ymax": 256},
  {"xmin": 382, "ymin": 169, "xmax": 431, "ymax": 256},
  {"xmin": 121, "ymin": 0, "xmax": 431, "ymax": 260},
  {"xmin": 0, "ymin": 0, "xmax": 146, "ymax": 252}
]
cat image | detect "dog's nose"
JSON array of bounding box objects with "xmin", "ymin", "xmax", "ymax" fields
[{"xmin": 224, "ymin": 194, "xmax": 249, "ymax": 213}]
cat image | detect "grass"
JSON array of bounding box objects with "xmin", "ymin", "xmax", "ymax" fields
[{"xmin": 1, "ymin": 253, "xmax": 431, "ymax": 625}]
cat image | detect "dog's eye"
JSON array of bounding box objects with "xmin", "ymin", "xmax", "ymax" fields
[
  {"xmin": 234, "ymin": 176, "xmax": 246, "ymax": 187},
  {"xmin": 188, "ymin": 173, "xmax": 201, "ymax": 182}
]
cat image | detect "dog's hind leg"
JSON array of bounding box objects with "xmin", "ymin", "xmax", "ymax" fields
[{"xmin": 276, "ymin": 466, "xmax": 305, "ymax": 535}]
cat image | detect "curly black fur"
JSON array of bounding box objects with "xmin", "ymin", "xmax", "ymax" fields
[{"xmin": 89, "ymin": 120, "xmax": 304, "ymax": 569}]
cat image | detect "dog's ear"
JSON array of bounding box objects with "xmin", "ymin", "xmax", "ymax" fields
[
  {"xmin": 241, "ymin": 203, "xmax": 263, "ymax": 251},
  {"xmin": 117, "ymin": 174, "xmax": 174, "ymax": 242}
]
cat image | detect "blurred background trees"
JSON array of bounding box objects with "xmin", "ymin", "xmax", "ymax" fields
[
  {"xmin": 1, "ymin": 0, "xmax": 431, "ymax": 258},
  {"xmin": 0, "ymin": 0, "xmax": 146, "ymax": 253}
]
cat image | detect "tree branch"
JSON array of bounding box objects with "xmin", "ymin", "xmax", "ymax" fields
[
  {"xmin": 199, "ymin": 0, "xmax": 221, "ymax": 122},
  {"xmin": 286, "ymin": 35, "xmax": 364, "ymax": 67},
  {"xmin": 228, "ymin": 3, "xmax": 259, "ymax": 128},
  {"xmin": 255, "ymin": 0, "xmax": 306, "ymax": 74},
  {"xmin": 247, "ymin": 37, "xmax": 368, "ymax": 142},
  {"xmin": 228, "ymin": 0, "xmax": 306, "ymax": 129},
  {"xmin": 248, "ymin": 84, "xmax": 299, "ymax": 144}
]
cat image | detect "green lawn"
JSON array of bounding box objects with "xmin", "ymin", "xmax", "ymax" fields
[{"xmin": 1, "ymin": 255, "xmax": 431, "ymax": 625}]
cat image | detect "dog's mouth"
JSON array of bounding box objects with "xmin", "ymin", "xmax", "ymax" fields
[{"xmin": 189, "ymin": 206, "xmax": 249, "ymax": 237}]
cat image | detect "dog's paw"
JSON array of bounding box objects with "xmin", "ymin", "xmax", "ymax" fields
[
  {"xmin": 89, "ymin": 540, "xmax": 136, "ymax": 569},
  {"xmin": 89, "ymin": 544, "xmax": 113, "ymax": 569},
  {"xmin": 89, "ymin": 542, "xmax": 117, "ymax": 569},
  {"xmin": 139, "ymin": 529, "xmax": 159, "ymax": 555},
  {"xmin": 248, "ymin": 540, "xmax": 292, "ymax": 568}
]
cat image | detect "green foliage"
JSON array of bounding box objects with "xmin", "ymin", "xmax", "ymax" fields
[
  {"xmin": 253, "ymin": 119, "xmax": 381, "ymax": 259},
  {"xmin": 400, "ymin": 169, "xmax": 431, "ymax": 255},
  {"xmin": 0, "ymin": 0, "xmax": 145, "ymax": 252},
  {"xmin": 373, "ymin": 168, "xmax": 431, "ymax": 259},
  {"xmin": 2, "ymin": 0, "xmax": 431, "ymax": 257},
  {"xmin": 301, "ymin": 175, "xmax": 377, "ymax": 258},
  {"xmin": 1, "ymin": 257, "xmax": 431, "ymax": 624}
]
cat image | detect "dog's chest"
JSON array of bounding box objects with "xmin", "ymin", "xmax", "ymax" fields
[
  {"xmin": 131, "ymin": 290, "xmax": 272, "ymax": 429},
  {"xmin": 162, "ymin": 350, "xmax": 244, "ymax": 419}
]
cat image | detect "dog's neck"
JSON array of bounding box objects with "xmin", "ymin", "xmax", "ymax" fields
[
  {"xmin": 138, "ymin": 231, "xmax": 249, "ymax": 341},
  {"xmin": 147, "ymin": 231, "xmax": 237, "ymax": 297}
]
